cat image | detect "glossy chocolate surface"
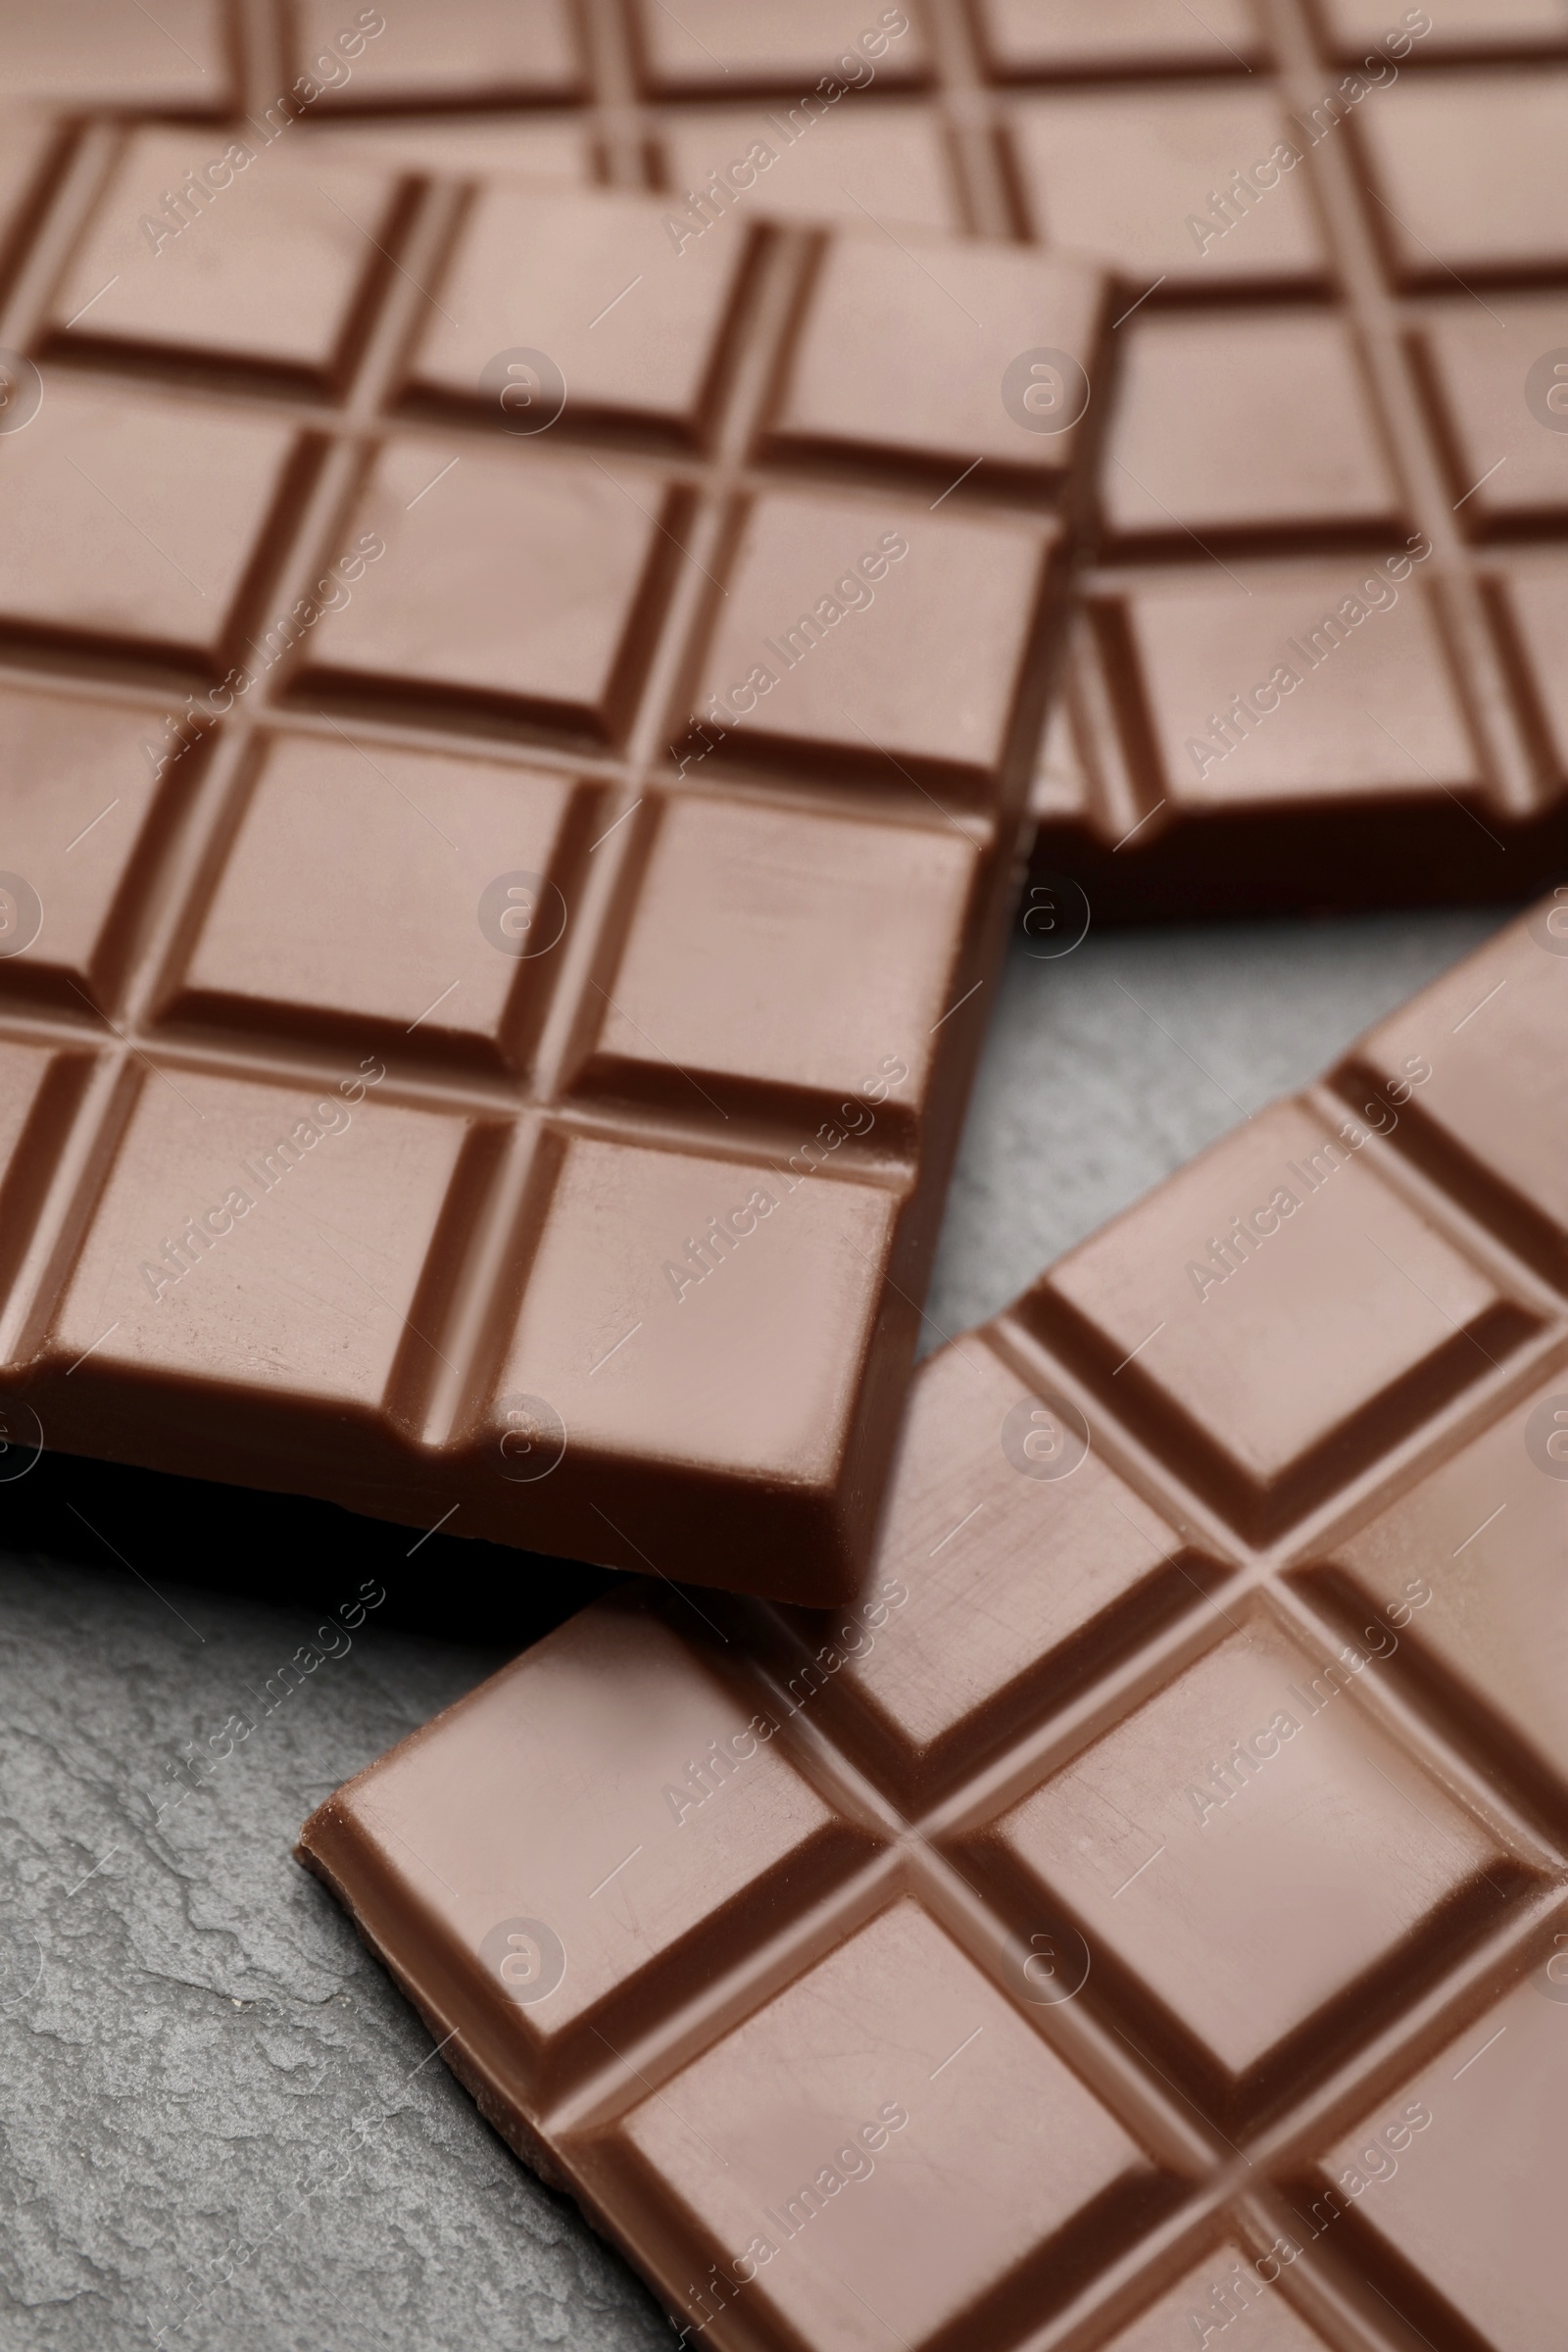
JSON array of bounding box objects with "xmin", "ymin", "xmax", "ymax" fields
[
  {"xmin": 0, "ymin": 158, "xmax": 1102, "ymax": 1599},
  {"xmin": 247, "ymin": 0, "xmax": 1568, "ymax": 917},
  {"xmin": 302, "ymin": 903, "xmax": 1568, "ymax": 2351}
]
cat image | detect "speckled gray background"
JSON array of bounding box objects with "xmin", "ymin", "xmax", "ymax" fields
[{"xmin": 0, "ymin": 906, "xmax": 1507, "ymax": 2351}]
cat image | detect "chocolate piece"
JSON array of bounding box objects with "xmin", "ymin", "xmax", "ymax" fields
[
  {"xmin": 2, "ymin": 3, "xmax": 236, "ymax": 109},
  {"xmin": 47, "ymin": 127, "xmax": 411, "ymax": 389},
  {"xmin": 1019, "ymin": 15, "xmax": 1568, "ymax": 914},
  {"xmin": 1316, "ymin": 0, "xmax": 1568, "ymax": 60},
  {"xmin": 0, "ymin": 155, "xmax": 1102, "ymax": 1599},
  {"xmin": 292, "ymin": 0, "xmax": 583, "ymax": 108},
  {"xmin": 280, "ymin": 0, "xmax": 1568, "ymax": 915},
  {"xmin": 301, "ymin": 901, "xmax": 1568, "ymax": 2351}
]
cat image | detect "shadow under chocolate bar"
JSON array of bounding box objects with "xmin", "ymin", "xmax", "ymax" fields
[{"xmin": 303, "ymin": 898, "xmax": 1568, "ymax": 2352}]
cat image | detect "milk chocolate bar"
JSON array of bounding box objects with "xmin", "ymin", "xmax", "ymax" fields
[
  {"xmin": 302, "ymin": 899, "xmax": 1568, "ymax": 2350},
  {"xmin": 276, "ymin": 0, "xmax": 1568, "ymax": 916},
  {"xmin": 0, "ymin": 154, "xmax": 1102, "ymax": 1599},
  {"xmin": 1028, "ymin": 0, "xmax": 1568, "ymax": 917}
]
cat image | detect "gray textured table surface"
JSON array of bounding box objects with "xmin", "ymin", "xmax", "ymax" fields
[{"xmin": 0, "ymin": 906, "xmax": 1506, "ymax": 2351}]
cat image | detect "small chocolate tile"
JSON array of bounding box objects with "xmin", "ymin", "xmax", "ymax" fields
[
  {"xmin": 0, "ymin": 381, "xmax": 304, "ymax": 666},
  {"xmin": 1102, "ymin": 562, "xmax": 1482, "ymax": 815},
  {"xmin": 290, "ymin": 0, "xmax": 584, "ymax": 103},
  {"xmin": 612, "ymin": 1899, "xmax": 1156, "ymax": 2352},
  {"xmin": 163, "ymin": 731, "xmax": 581, "ymax": 1067},
  {"xmin": 1318, "ymin": 1974, "xmax": 1566, "ymax": 2352},
  {"xmin": 314, "ymin": 1589, "xmax": 856, "ymax": 2075},
  {"xmin": 653, "ymin": 100, "xmax": 963, "ymax": 231},
  {"xmin": 576, "ymin": 793, "xmax": 976, "ymax": 1128},
  {"xmin": 486, "ymin": 1133, "xmax": 899, "ymax": 1578},
  {"xmin": 628, "ymin": 0, "xmax": 930, "ymax": 97},
  {"xmin": 1028, "ymin": 1097, "xmax": 1533, "ymax": 1538},
  {"xmin": 407, "ymin": 183, "xmax": 749, "ymax": 442},
  {"xmin": 1337, "ymin": 911, "xmax": 1568, "ymax": 1281},
  {"xmin": 1103, "ymin": 314, "xmax": 1401, "ymax": 551},
  {"xmin": 1360, "ymin": 71, "xmax": 1568, "ymax": 285},
  {"xmin": 995, "ymin": 1613, "xmax": 1509, "ymax": 2100},
  {"xmin": 4, "ymin": 0, "xmax": 230, "ymax": 105},
  {"xmin": 692, "ymin": 488, "xmax": 1054, "ymax": 788},
  {"xmin": 978, "ymin": 0, "xmax": 1268, "ymax": 78},
  {"xmin": 1415, "ymin": 300, "xmax": 1568, "ymax": 537},
  {"xmin": 48, "ymin": 131, "xmax": 404, "ymax": 386},
  {"xmin": 1328, "ymin": 1375, "xmax": 1568, "ymax": 1808},
  {"xmin": 1319, "ymin": 0, "xmax": 1568, "ymax": 53},
  {"xmin": 774, "ymin": 1339, "xmax": 1205, "ymax": 1802},
  {"xmin": 300, "ymin": 441, "xmax": 676, "ymax": 739},
  {"xmin": 765, "ymin": 232, "xmax": 1102, "ymax": 482},
  {"xmin": 48, "ymin": 1067, "xmax": 473, "ymax": 1412},
  {"xmin": 1010, "ymin": 89, "xmax": 1326, "ymax": 290}
]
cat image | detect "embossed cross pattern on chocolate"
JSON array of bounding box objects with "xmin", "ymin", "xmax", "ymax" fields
[
  {"xmin": 305, "ymin": 911, "xmax": 1568, "ymax": 2350},
  {"xmin": 0, "ymin": 141, "xmax": 1102, "ymax": 1594},
  {"xmin": 90, "ymin": 0, "xmax": 1564, "ymax": 922}
]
